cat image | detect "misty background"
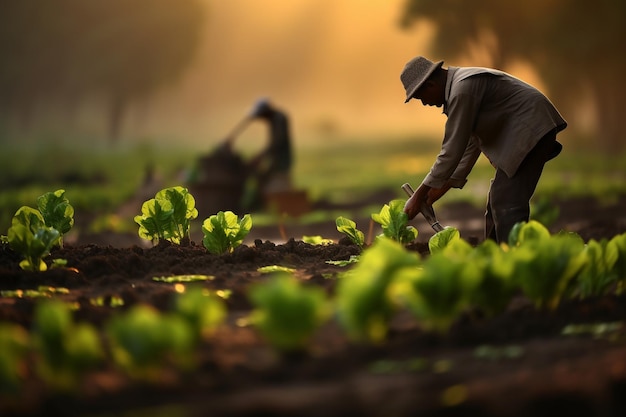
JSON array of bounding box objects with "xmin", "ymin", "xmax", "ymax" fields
[{"xmin": 1, "ymin": 0, "xmax": 624, "ymax": 151}]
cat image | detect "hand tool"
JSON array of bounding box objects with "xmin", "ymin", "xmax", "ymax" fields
[{"xmin": 401, "ymin": 183, "xmax": 445, "ymax": 232}]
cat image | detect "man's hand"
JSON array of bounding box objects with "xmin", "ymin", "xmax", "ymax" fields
[
  {"xmin": 403, "ymin": 183, "xmax": 431, "ymax": 220},
  {"xmin": 403, "ymin": 182, "xmax": 452, "ymax": 220}
]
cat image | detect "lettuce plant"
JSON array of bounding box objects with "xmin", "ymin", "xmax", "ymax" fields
[
  {"xmin": 335, "ymin": 216, "xmax": 365, "ymax": 248},
  {"xmin": 607, "ymin": 232, "xmax": 626, "ymax": 292},
  {"xmin": 371, "ymin": 199, "xmax": 418, "ymax": 244},
  {"xmin": 428, "ymin": 227, "xmax": 461, "ymax": 254},
  {"xmin": 335, "ymin": 238, "xmax": 420, "ymax": 343},
  {"xmin": 0, "ymin": 324, "xmax": 30, "ymax": 393},
  {"xmin": 511, "ymin": 224, "xmax": 587, "ymax": 309},
  {"xmin": 401, "ymin": 251, "xmax": 479, "ymax": 333},
  {"xmin": 572, "ymin": 238, "xmax": 622, "ymax": 298},
  {"xmin": 467, "ymin": 239, "xmax": 518, "ymax": 316},
  {"xmin": 202, "ymin": 211, "xmax": 252, "ymax": 254},
  {"xmin": 174, "ymin": 287, "xmax": 226, "ymax": 342},
  {"xmin": 248, "ymin": 273, "xmax": 329, "ymax": 352},
  {"xmin": 32, "ymin": 301, "xmax": 103, "ymax": 390},
  {"xmin": 7, "ymin": 207, "xmax": 61, "ymax": 271},
  {"xmin": 107, "ymin": 304, "xmax": 195, "ymax": 379},
  {"xmin": 134, "ymin": 186, "xmax": 198, "ymax": 244},
  {"xmin": 36, "ymin": 189, "xmax": 74, "ymax": 248}
]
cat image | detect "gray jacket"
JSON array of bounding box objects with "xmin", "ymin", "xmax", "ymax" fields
[{"xmin": 423, "ymin": 67, "xmax": 567, "ymax": 189}]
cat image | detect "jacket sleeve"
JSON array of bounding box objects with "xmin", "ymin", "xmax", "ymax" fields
[
  {"xmin": 448, "ymin": 136, "xmax": 481, "ymax": 188},
  {"xmin": 422, "ymin": 88, "xmax": 481, "ymax": 188}
]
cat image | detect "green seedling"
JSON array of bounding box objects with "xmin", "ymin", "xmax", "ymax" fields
[
  {"xmin": 335, "ymin": 216, "xmax": 365, "ymax": 248},
  {"xmin": 326, "ymin": 255, "xmax": 360, "ymax": 267},
  {"xmin": 428, "ymin": 227, "xmax": 461, "ymax": 254},
  {"xmin": 607, "ymin": 232, "xmax": 626, "ymax": 292},
  {"xmin": 467, "ymin": 239, "xmax": 518, "ymax": 316},
  {"xmin": 0, "ymin": 324, "xmax": 30, "ymax": 393},
  {"xmin": 257, "ymin": 265, "xmax": 297, "ymax": 274},
  {"xmin": 511, "ymin": 224, "xmax": 586, "ymax": 309},
  {"xmin": 401, "ymin": 251, "xmax": 479, "ymax": 333},
  {"xmin": 174, "ymin": 287, "xmax": 226, "ymax": 342},
  {"xmin": 107, "ymin": 304, "xmax": 195, "ymax": 379},
  {"xmin": 573, "ymin": 239, "xmax": 619, "ymax": 298},
  {"xmin": 508, "ymin": 219, "xmax": 551, "ymax": 248},
  {"xmin": 202, "ymin": 211, "xmax": 252, "ymax": 254},
  {"xmin": 134, "ymin": 186, "xmax": 198, "ymax": 244},
  {"xmin": 302, "ymin": 235, "xmax": 334, "ymax": 245},
  {"xmin": 248, "ymin": 273, "xmax": 329, "ymax": 352},
  {"xmin": 37, "ymin": 189, "xmax": 74, "ymax": 248},
  {"xmin": 336, "ymin": 238, "xmax": 420, "ymax": 343},
  {"xmin": 371, "ymin": 199, "xmax": 418, "ymax": 244},
  {"xmin": 7, "ymin": 206, "xmax": 61, "ymax": 271},
  {"xmin": 32, "ymin": 300, "xmax": 103, "ymax": 391}
]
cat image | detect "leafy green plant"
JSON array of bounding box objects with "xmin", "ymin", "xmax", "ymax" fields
[
  {"xmin": 510, "ymin": 223, "xmax": 587, "ymax": 309},
  {"xmin": 336, "ymin": 238, "xmax": 420, "ymax": 343},
  {"xmin": 32, "ymin": 301, "xmax": 103, "ymax": 391},
  {"xmin": 508, "ymin": 219, "xmax": 551, "ymax": 247},
  {"xmin": 106, "ymin": 304, "xmax": 195, "ymax": 379},
  {"xmin": 134, "ymin": 186, "xmax": 198, "ymax": 244},
  {"xmin": 174, "ymin": 287, "xmax": 226, "ymax": 343},
  {"xmin": 572, "ymin": 239, "xmax": 619, "ymax": 298},
  {"xmin": 335, "ymin": 216, "xmax": 365, "ymax": 248},
  {"xmin": 428, "ymin": 227, "xmax": 461, "ymax": 254},
  {"xmin": 202, "ymin": 211, "xmax": 252, "ymax": 254},
  {"xmin": 302, "ymin": 235, "xmax": 334, "ymax": 245},
  {"xmin": 371, "ymin": 199, "xmax": 418, "ymax": 244},
  {"xmin": 7, "ymin": 207, "xmax": 61, "ymax": 271},
  {"xmin": 467, "ymin": 239, "xmax": 518, "ymax": 316},
  {"xmin": 607, "ymin": 232, "xmax": 626, "ymax": 293},
  {"xmin": 248, "ymin": 273, "xmax": 330, "ymax": 352},
  {"xmin": 36, "ymin": 189, "xmax": 74, "ymax": 248},
  {"xmin": 400, "ymin": 251, "xmax": 479, "ymax": 333},
  {"xmin": 0, "ymin": 324, "xmax": 30, "ymax": 393}
]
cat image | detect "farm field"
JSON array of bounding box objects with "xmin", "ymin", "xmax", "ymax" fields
[
  {"xmin": 1, "ymin": 140, "xmax": 626, "ymax": 416},
  {"xmin": 1, "ymin": 190, "xmax": 626, "ymax": 416}
]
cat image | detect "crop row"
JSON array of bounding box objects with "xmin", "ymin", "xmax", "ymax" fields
[{"xmin": 1, "ymin": 188, "xmax": 626, "ymax": 397}]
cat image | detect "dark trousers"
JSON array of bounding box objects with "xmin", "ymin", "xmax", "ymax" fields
[{"xmin": 485, "ymin": 131, "xmax": 561, "ymax": 243}]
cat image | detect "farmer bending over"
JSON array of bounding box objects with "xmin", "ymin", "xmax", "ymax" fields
[{"xmin": 401, "ymin": 56, "xmax": 567, "ymax": 243}]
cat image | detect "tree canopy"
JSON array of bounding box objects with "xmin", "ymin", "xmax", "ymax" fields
[
  {"xmin": 400, "ymin": 0, "xmax": 626, "ymax": 151},
  {"xmin": 0, "ymin": 0, "xmax": 206, "ymax": 142}
]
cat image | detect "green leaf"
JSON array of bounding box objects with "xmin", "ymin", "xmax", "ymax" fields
[
  {"xmin": 134, "ymin": 198, "xmax": 174, "ymax": 243},
  {"xmin": 155, "ymin": 186, "xmax": 198, "ymax": 242},
  {"xmin": 335, "ymin": 216, "xmax": 365, "ymax": 248},
  {"xmin": 202, "ymin": 211, "xmax": 252, "ymax": 254},
  {"xmin": 428, "ymin": 227, "xmax": 460, "ymax": 254},
  {"xmin": 249, "ymin": 273, "xmax": 329, "ymax": 351},
  {"xmin": 512, "ymin": 232, "xmax": 586, "ymax": 309},
  {"xmin": 371, "ymin": 200, "xmax": 418, "ymax": 244},
  {"xmin": 8, "ymin": 208, "xmax": 60, "ymax": 271},
  {"xmin": 37, "ymin": 189, "xmax": 74, "ymax": 244},
  {"xmin": 508, "ymin": 220, "xmax": 550, "ymax": 247},
  {"xmin": 336, "ymin": 238, "xmax": 420, "ymax": 343},
  {"xmin": 403, "ymin": 252, "xmax": 479, "ymax": 333}
]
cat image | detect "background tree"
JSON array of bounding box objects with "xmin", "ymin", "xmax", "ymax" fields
[
  {"xmin": 400, "ymin": 0, "xmax": 626, "ymax": 152},
  {"xmin": 0, "ymin": 0, "xmax": 205, "ymax": 143}
]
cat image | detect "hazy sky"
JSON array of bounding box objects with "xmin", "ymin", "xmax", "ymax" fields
[{"xmin": 138, "ymin": 0, "xmax": 448, "ymax": 147}]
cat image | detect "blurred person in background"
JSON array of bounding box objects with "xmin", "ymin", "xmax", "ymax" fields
[{"xmin": 401, "ymin": 56, "xmax": 567, "ymax": 243}]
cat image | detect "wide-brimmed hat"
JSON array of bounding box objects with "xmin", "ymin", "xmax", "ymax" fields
[{"xmin": 400, "ymin": 56, "xmax": 444, "ymax": 103}]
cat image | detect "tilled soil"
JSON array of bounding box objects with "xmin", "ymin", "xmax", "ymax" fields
[{"xmin": 1, "ymin": 196, "xmax": 626, "ymax": 416}]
